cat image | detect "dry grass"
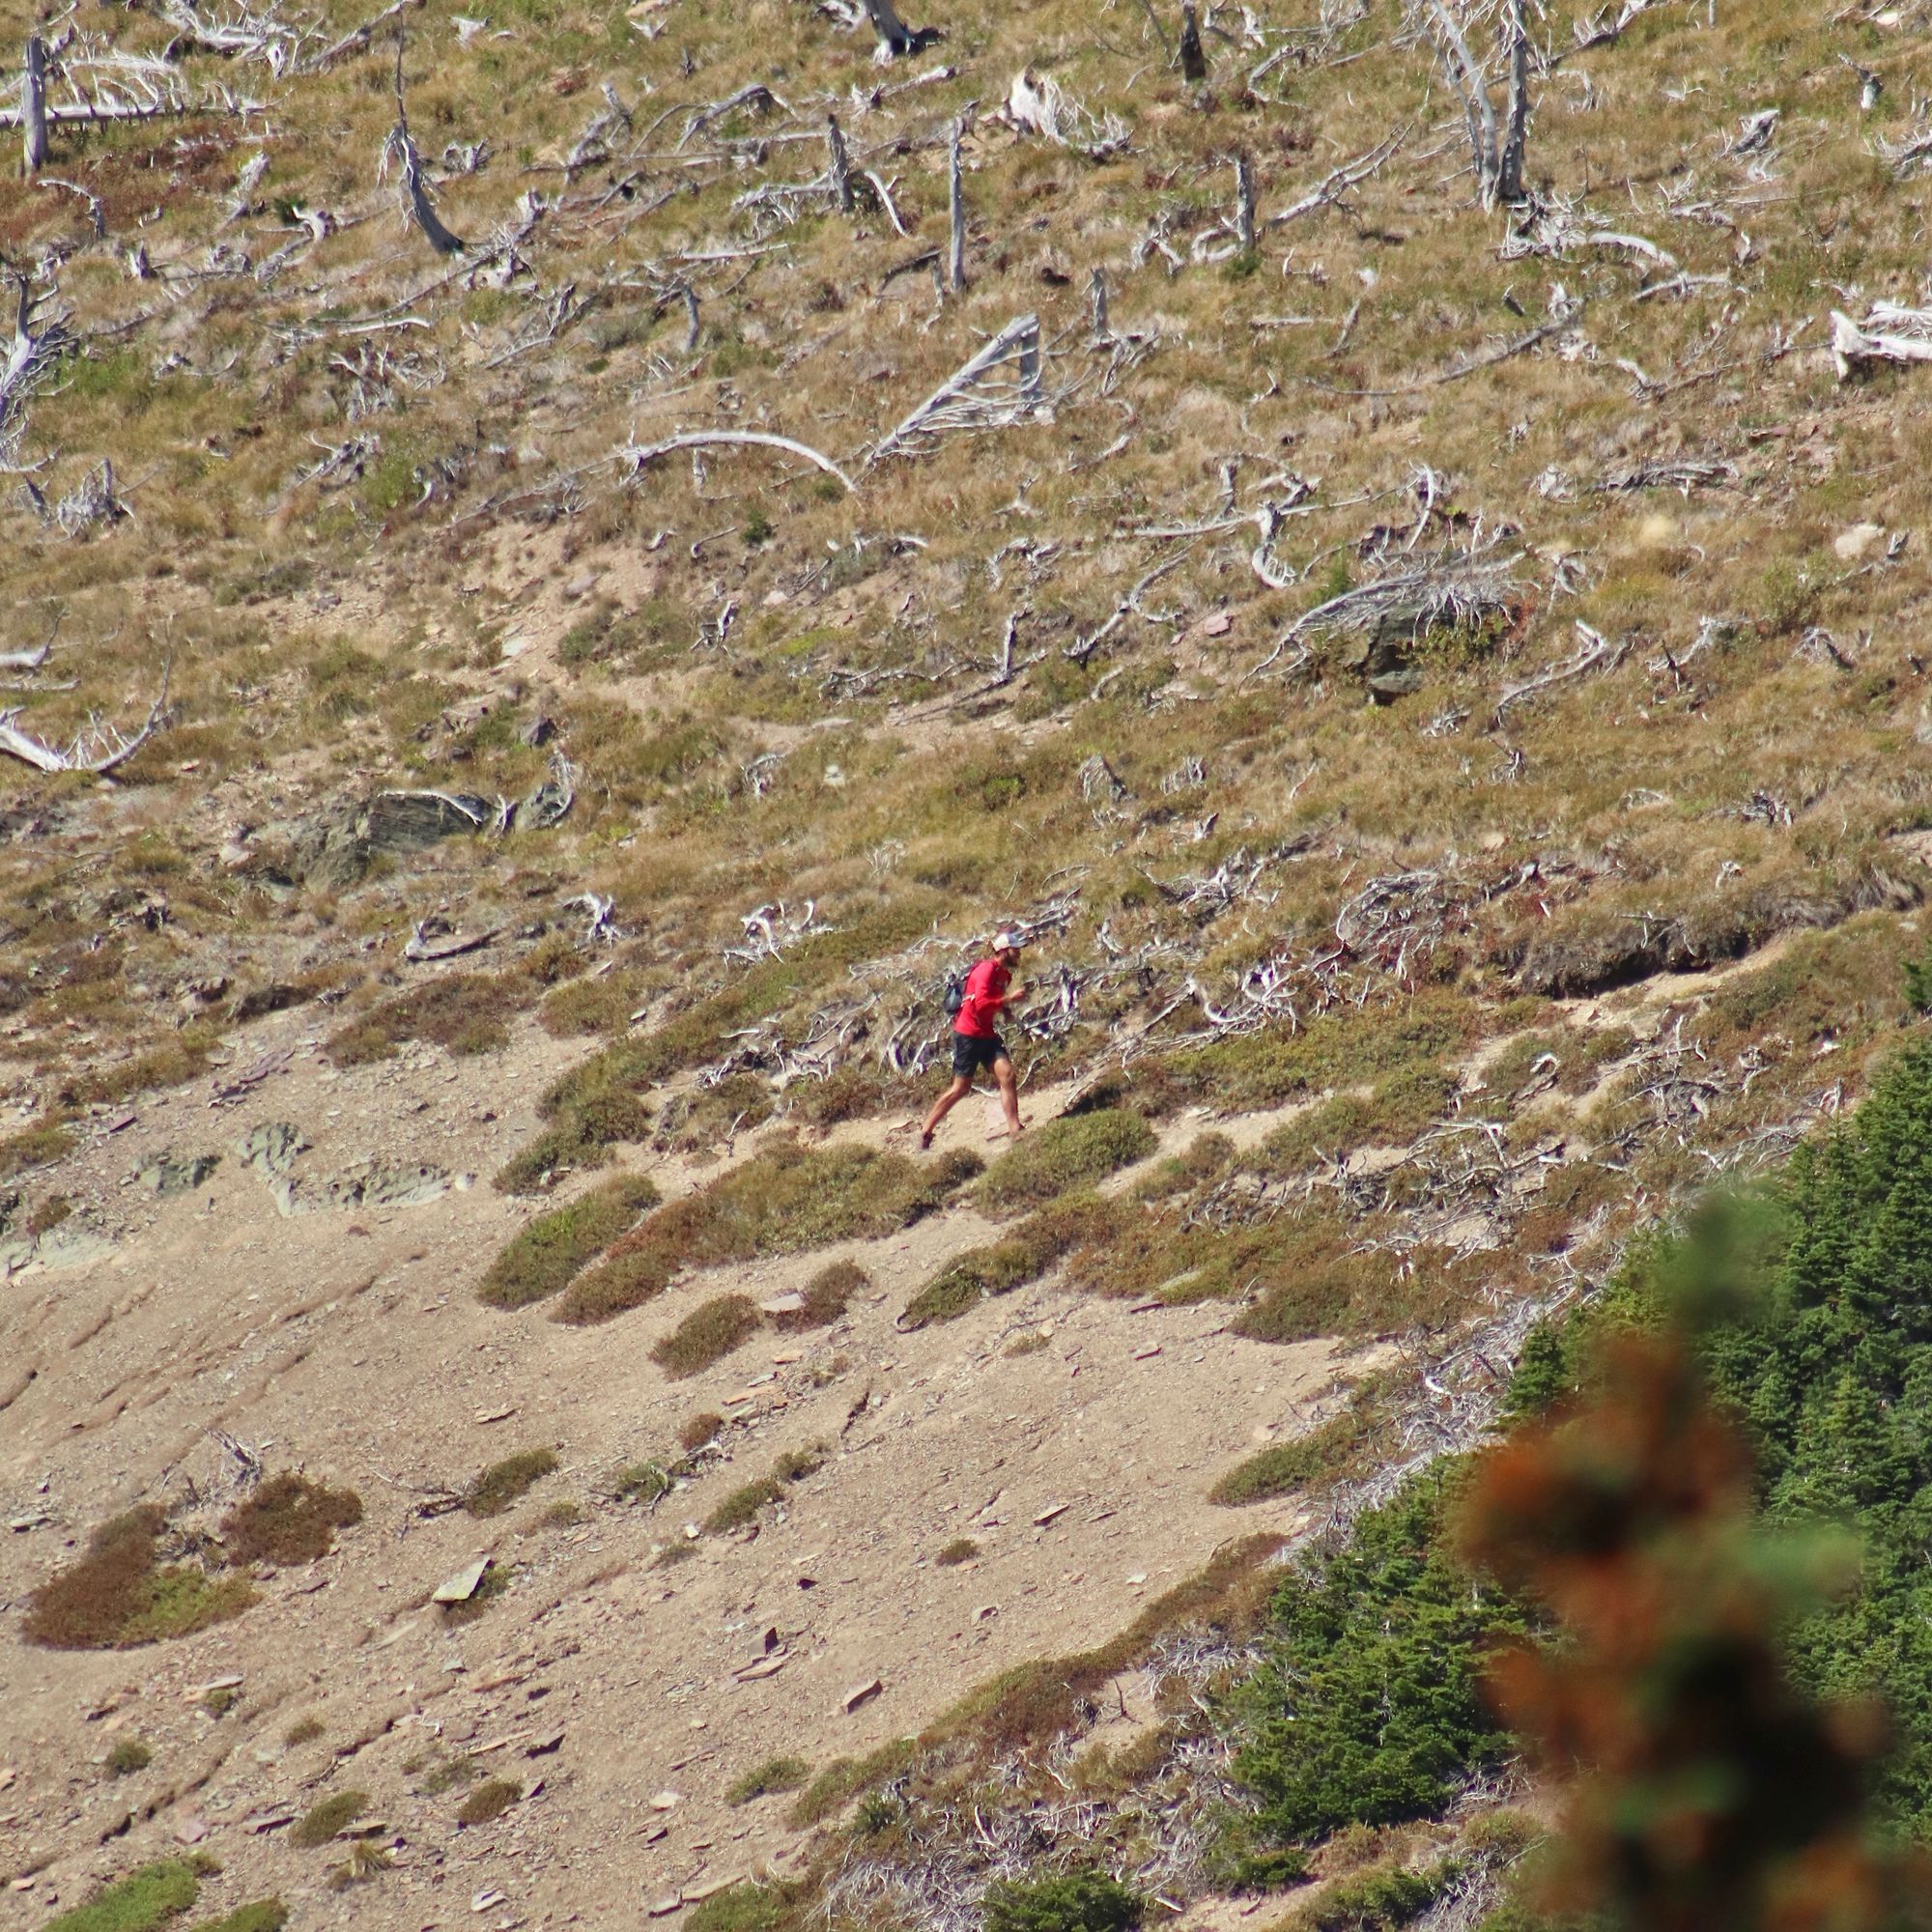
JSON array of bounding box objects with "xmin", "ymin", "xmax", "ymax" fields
[
  {"xmin": 219, "ymin": 1473, "xmax": 362, "ymax": 1565},
  {"xmin": 772, "ymin": 1259, "xmax": 868, "ymax": 1330},
  {"xmin": 326, "ymin": 972, "xmax": 521, "ymax": 1066},
  {"xmin": 725, "ymin": 1755, "xmax": 811, "ymax": 1804},
  {"xmin": 680, "ymin": 1411, "xmax": 727, "ymax": 1451},
  {"xmin": 455, "ymin": 1777, "xmax": 521, "ymax": 1825}
]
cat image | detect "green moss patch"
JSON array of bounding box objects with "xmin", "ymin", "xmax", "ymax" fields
[{"xmin": 43, "ymin": 1860, "xmax": 202, "ymax": 1932}]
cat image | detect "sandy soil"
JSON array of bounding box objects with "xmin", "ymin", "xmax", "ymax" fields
[{"xmin": 0, "ymin": 1000, "xmax": 1357, "ymax": 1929}]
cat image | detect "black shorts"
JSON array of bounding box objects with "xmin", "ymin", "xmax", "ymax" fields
[{"xmin": 952, "ymin": 1032, "xmax": 1008, "ymax": 1078}]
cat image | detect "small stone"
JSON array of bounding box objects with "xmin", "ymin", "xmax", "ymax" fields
[
  {"xmin": 758, "ymin": 1293, "xmax": 806, "ymax": 1317},
  {"xmin": 648, "ymin": 1895, "xmax": 684, "ymax": 1917},
  {"xmin": 1033, "ymin": 1502, "xmax": 1070, "ymax": 1527},
  {"xmin": 433, "ymin": 1558, "xmax": 492, "ymax": 1605},
  {"xmin": 841, "ymin": 1678, "xmax": 883, "ymax": 1714},
  {"xmin": 650, "ymin": 1791, "xmax": 682, "ymax": 1811}
]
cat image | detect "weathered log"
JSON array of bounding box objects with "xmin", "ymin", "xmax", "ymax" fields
[{"xmin": 22, "ymin": 35, "xmax": 48, "ymax": 172}]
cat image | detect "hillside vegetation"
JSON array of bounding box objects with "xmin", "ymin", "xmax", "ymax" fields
[{"xmin": 9, "ymin": 0, "xmax": 1932, "ymax": 1920}]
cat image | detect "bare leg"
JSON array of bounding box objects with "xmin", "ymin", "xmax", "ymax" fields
[
  {"xmin": 993, "ymin": 1055, "xmax": 1024, "ymax": 1139},
  {"xmin": 921, "ymin": 1074, "xmax": 973, "ymax": 1147}
]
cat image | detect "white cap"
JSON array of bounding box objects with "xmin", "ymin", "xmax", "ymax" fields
[{"xmin": 993, "ymin": 929, "xmax": 1023, "ymax": 952}]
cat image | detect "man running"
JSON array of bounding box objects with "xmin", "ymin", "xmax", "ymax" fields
[{"xmin": 921, "ymin": 930, "xmax": 1030, "ymax": 1150}]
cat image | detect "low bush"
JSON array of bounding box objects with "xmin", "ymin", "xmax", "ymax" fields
[
  {"xmin": 725, "ymin": 1754, "xmax": 810, "ymax": 1804},
  {"xmin": 554, "ymin": 1142, "xmax": 975, "ymax": 1326},
  {"xmin": 1293, "ymin": 1856, "xmax": 1463, "ymax": 1931},
  {"xmin": 936, "ymin": 1537, "xmax": 980, "ymax": 1566},
  {"xmin": 456, "ymin": 1777, "xmax": 521, "ymax": 1824},
  {"xmin": 477, "ymin": 1173, "xmax": 660, "ymax": 1309},
  {"xmin": 289, "ymin": 1789, "xmax": 368, "ymax": 1848},
  {"xmin": 981, "ymin": 1866, "xmax": 1144, "ymax": 1932},
  {"xmin": 979, "ymin": 1110, "xmax": 1155, "ymax": 1215},
  {"xmin": 105, "ymin": 1737, "xmax": 153, "ymax": 1777},
  {"xmin": 467, "ymin": 1448, "xmax": 558, "ymax": 1516},
  {"xmin": 220, "ymin": 1473, "xmax": 362, "ymax": 1564},
  {"xmin": 652, "ymin": 1294, "xmax": 761, "ymax": 1378},
  {"xmin": 705, "ymin": 1443, "xmax": 826, "ymax": 1532},
  {"xmin": 902, "ymin": 1194, "xmax": 1119, "ymax": 1327},
  {"xmin": 680, "ymin": 1411, "xmax": 725, "ymax": 1450},
  {"xmin": 772, "ymin": 1258, "xmax": 867, "ymax": 1330},
  {"xmin": 186, "ymin": 1904, "xmax": 287, "ymax": 1932},
  {"xmin": 1209, "ymin": 1404, "xmax": 1381, "ymax": 1507},
  {"xmin": 493, "ymin": 1086, "xmax": 653, "ymax": 1195},
  {"xmin": 283, "ymin": 1715, "xmax": 325, "ymax": 1747},
  {"xmin": 22, "ymin": 1507, "xmax": 254, "ymax": 1650},
  {"xmin": 326, "ymin": 972, "xmax": 518, "ymax": 1066}
]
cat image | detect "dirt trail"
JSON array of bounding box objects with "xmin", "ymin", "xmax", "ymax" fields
[{"xmin": 0, "ymin": 1008, "xmax": 1356, "ymax": 1929}]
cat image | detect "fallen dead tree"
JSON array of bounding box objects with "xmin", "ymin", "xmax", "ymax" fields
[
  {"xmin": 867, "ymin": 314, "xmax": 1048, "ymax": 466},
  {"xmin": 1831, "ymin": 302, "xmax": 1932, "ymax": 381},
  {"xmin": 1249, "ymin": 544, "xmax": 1525, "ymax": 679},
  {"xmin": 621, "ymin": 429, "xmax": 856, "ymax": 492},
  {"xmin": 0, "ymin": 659, "xmax": 170, "ymax": 776},
  {"xmin": 999, "ymin": 68, "xmax": 1128, "ymax": 159}
]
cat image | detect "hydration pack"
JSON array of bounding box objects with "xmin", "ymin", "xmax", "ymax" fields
[{"xmin": 942, "ymin": 970, "xmax": 966, "ymax": 1019}]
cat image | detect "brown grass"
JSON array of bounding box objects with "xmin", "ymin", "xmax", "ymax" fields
[
  {"xmin": 456, "ymin": 1778, "xmax": 521, "ymax": 1825},
  {"xmin": 220, "ymin": 1473, "xmax": 362, "ymax": 1565}
]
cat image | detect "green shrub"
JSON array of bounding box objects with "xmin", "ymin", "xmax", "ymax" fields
[
  {"xmin": 1294, "ymin": 1857, "xmax": 1463, "ymax": 1931},
  {"xmin": 981, "ymin": 1866, "xmax": 1144, "ymax": 1932},
  {"xmin": 937, "ymin": 1537, "xmax": 980, "ymax": 1565},
  {"xmin": 705, "ymin": 1444, "xmax": 825, "ymax": 1531},
  {"xmin": 652, "ymin": 1294, "xmax": 762, "ymax": 1378},
  {"xmin": 616, "ymin": 1460, "xmax": 674, "ymax": 1502},
  {"xmin": 105, "ymin": 1737, "xmax": 153, "ymax": 1777},
  {"xmin": 220, "ymin": 1473, "xmax": 362, "ymax": 1564},
  {"xmin": 466, "ymin": 1447, "xmax": 558, "ymax": 1516},
  {"xmin": 979, "ymin": 1110, "xmax": 1155, "ymax": 1215},
  {"xmin": 1224, "ymin": 1469, "xmax": 1529, "ymax": 1844},
  {"xmin": 772, "ymin": 1258, "xmax": 867, "ymax": 1330},
  {"xmin": 43, "ymin": 1860, "xmax": 202, "ymax": 1932},
  {"xmin": 725, "ymin": 1754, "xmax": 810, "ymax": 1804},
  {"xmin": 477, "ymin": 1173, "xmax": 660, "ymax": 1308},
  {"xmin": 1210, "ymin": 1408, "xmax": 1376, "ymax": 1507},
  {"xmin": 186, "ymin": 1904, "xmax": 287, "ymax": 1932}
]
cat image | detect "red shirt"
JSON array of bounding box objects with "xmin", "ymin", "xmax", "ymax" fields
[{"xmin": 955, "ymin": 957, "xmax": 1011, "ymax": 1038}]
